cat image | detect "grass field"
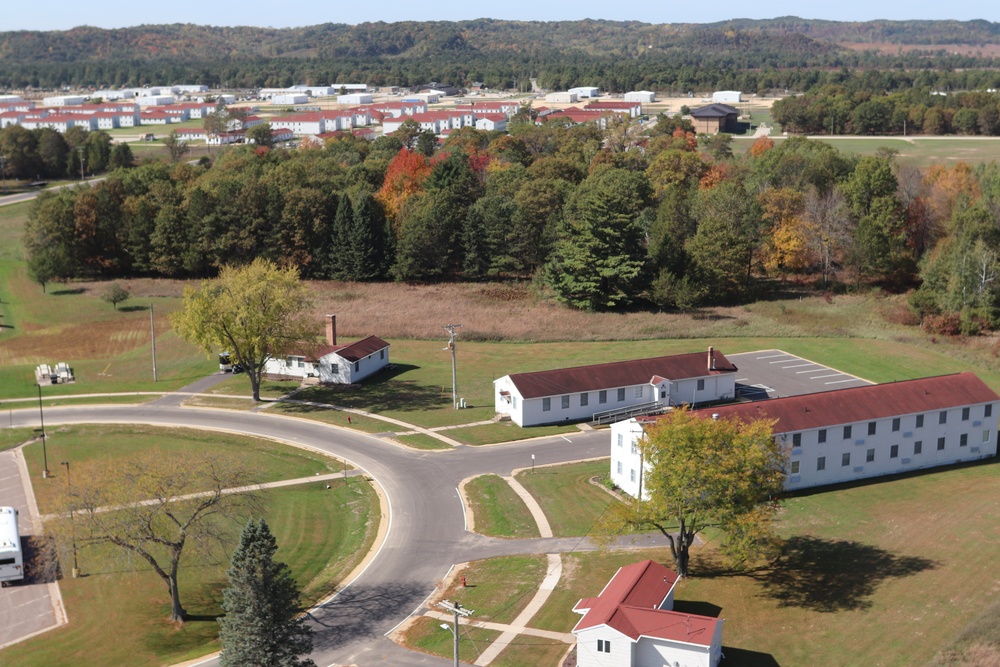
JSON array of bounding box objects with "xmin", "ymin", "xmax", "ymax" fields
[
  {"xmin": 464, "ymin": 474, "xmax": 539, "ymax": 538},
  {"xmin": 402, "ymin": 616, "xmax": 501, "ymax": 665},
  {"xmin": 735, "ymin": 135, "xmax": 1000, "ymax": 168},
  {"xmin": 1, "ymin": 425, "xmax": 378, "ymax": 667},
  {"xmin": 515, "ymin": 459, "xmax": 618, "ymax": 537},
  {"xmin": 438, "ymin": 555, "xmax": 548, "ymax": 625}
]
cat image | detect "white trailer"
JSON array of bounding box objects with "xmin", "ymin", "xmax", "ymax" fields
[{"xmin": 0, "ymin": 507, "xmax": 24, "ymax": 584}]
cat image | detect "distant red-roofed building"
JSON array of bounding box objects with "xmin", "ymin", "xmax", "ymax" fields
[
  {"xmin": 542, "ymin": 107, "xmax": 621, "ymax": 129},
  {"xmin": 611, "ymin": 371, "xmax": 1000, "ymax": 496},
  {"xmin": 268, "ymin": 113, "xmax": 325, "ymax": 135},
  {"xmin": 585, "ymin": 100, "xmax": 643, "ymax": 117},
  {"xmin": 474, "ymin": 113, "xmax": 507, "ymax": 131},
  {"xmin": 270, "ymin": 127, "xmax": 294, "ymax": 142},
  {"xmin": 572, "ymin": 560, "xmax": 724, "ymax": 667},
  {"xmin": 264, "ymin": 315, "xmax": 390, "ymax": 384}
]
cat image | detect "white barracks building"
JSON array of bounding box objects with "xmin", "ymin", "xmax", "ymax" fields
[{"xmin": 611, "ymin": 372, "xmax": 999, "ymax": 498}]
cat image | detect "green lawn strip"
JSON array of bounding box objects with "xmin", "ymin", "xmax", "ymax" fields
[
  {"xmin": 182, "ymin": 395, "xmax": 258, "ymax": 410},
  {"xmin": 22, "ymin": 424, "xmax": 340, "ymax": 513},
  {"xmin": 448, "ymin": 422, "xmax": 580, "ymax": 446},
  {"xmin": 515, "ymin": 460, "xmax": 613, "ymax": 537},
  {"xmin": 0, "ymin": 480, "xmax": 377, "ymax": 667},
  {"xmin": 404, "ymin": 616, "xmax": 502, "ymax": 664},
  {"xmin": 465, "ymin": 474, "xmax": 539, "ymax": 539},
  {"xmin": 35, "ymin": 394, "xmax": 156, "ymax": 407},
  {"xmin": 394, "ymin": 433, "xmax": 452, "ymax": 450},
  {"xmin": 489, "ymin": 638, "xmax": 572, "ymax": 667},
  {"xmin": 201, "ymin": 374, "xmax": 297, "ymax": 398},
  {"xmin": 0, "ymin": 427, "xmax": 36, "ymax": 451},
  {"xmin": 269, "ymin": 401, "xmax": 399, "ymax": 434},
  {"xmin": 443, "ymin": 555, "xmax": 548, "ymax": 625}
]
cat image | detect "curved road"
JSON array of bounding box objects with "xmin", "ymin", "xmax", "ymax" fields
[{"xmin": 8, "ymin": 403, "xmax": 611, "ymax": 666}]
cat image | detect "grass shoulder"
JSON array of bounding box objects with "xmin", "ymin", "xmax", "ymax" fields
[{"xmin": 464, "ymin": 474, "xmax": 539, "ymax": 538}]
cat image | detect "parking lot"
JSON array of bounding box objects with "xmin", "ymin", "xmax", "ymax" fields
[{"xmin": 727, "ymin": 349, "xmax": 872, "ymax": 401}]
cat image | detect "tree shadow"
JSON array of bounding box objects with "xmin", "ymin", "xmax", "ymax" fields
[
  {"xmin": 673, "ymin": 599, "xmax": 722, "ymax": 618},
  {"xmin": 118, "ymin": 304, "xmax": 150, "ymax": 312},
  {"xmin": 752, "ymin": 535, "xmax": 937, "ymax": 612},
  {"xmin": 22, "ymin": 534, "xmax": 60, "ymax": 584},
  {"xmin": 308, "ymin": 581, "xmax": 429, "ymax": 651},
  {"xmin": 722, "ymin": 646, "xmax": 782, "ymax": 666},
  {"xmin": 282, "ymin": 364, "xmax": 451, "ymax": 415},
  {"xmin": 49, "ymin": 287, "xmax": 85, "ymax": 296}
]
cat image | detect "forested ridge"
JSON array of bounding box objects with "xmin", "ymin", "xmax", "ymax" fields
[{"xmin": 4, "ymin": 18, "xmax": 1000, "ymax": 92}]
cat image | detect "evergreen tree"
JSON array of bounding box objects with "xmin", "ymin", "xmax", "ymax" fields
[
  {"xmin": 351, "ymin": 191, "xmax": 390, "ymax": 281},
  {"xmin": 219, "ymin": 519, "xmax": 315, "ymax": 667},
  {"xmin": 328, "ymin": 194, "xmax": 353, "ymax": 280}
]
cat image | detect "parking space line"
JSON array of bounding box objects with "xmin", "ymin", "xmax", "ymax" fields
[
  {"xmin": 756, "ymin": 354, "xmax": 788, "ymax": 359},
  {"xmin": 781, "ymin": 363, "xmax": 817, "ymax": 369},
  {"xmin": 735, "ymin": 378, "xmax": 749, "ymax": 382},
  {"xmin": 796, "ymin": 369, "xmax": 825, "ymax": 374},
  {"xmin": 826, "ymin": 379, "xmax": 861, "ymax": 385},
  {"xmin": 810, "ymin": 373, "xmax": 844, "ymax": 379},
  {"xmin": 769, "ymin": 359, "xmax": 796, "ymax": 364}
]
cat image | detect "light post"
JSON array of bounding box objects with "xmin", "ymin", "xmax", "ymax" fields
[
  {"xmin": 77, "ymin": 146, "xmax": 85, "ymax": 181},
  {"xmin": 61, "ymin": 461, "xmax": 80, "ymax": 577},
  {"xmin": 437, "ymin": 600, "xmax": 473, "ymax": 667},
  {"xmin": 443, "ymin": 324, "xmax": 462, "ymax": 409},
  {"xmin": 36, "ymin": 384, "xmax": 50, "ymax": 479}
]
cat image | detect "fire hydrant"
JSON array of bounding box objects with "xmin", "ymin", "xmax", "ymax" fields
[
  {"xmin": 347, "ymin": 416, "xmax": 352, "ymax": 424},
  {"xmin": 461, "ymin": 576, "xmax": 467, "ymax": 587}
]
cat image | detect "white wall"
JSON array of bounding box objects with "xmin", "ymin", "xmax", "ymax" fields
[
  {"xmin": 624, "ymin": 91, "xmax": 655, "ymax": 103},
  {"xmin": 610, "ymin": 419, "xmax": 647, "ymax": 498},
  {"xmin": 635, "ymin": 636, "xmax": 712, "ymax": 667},
  {"xmin": 712, "ymin": 91, "xmax": 742, "ymax": 104},
  {"xmin": 575, "ymin": 628, "xmax": 631, "ymax": 667}
]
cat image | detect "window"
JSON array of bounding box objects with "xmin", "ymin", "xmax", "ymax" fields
[
  {"xmin": 617, "ymin": 388, "xmax": 625, "ymax": 402},
  {"xmin": 616, "ymin": 461, "xmax": 622, "ymax": 474},
  {"xmin": 597, "ymin": 639, "xmax": 611, "ymax": 653},
  {"xmin": 868, "ymin": 422, "xmax": 877, "ymax": 436},
  {"xmin": 914, "ymin": 441, "xmax": 922, "ymax": 455},
  {"xmin": 986, "ymin": 404, "xmax": 994, "ymax": 418},
  {"xmin": 792, "ymin": 433, "xmax": 801, "ymax": 447},
  {"xmin": 380, "ymin": 349, "xmax": 385, "ymax": 360},
  {"xmin": 892, "ymin": 418, "xmax": 900, "ymax": 432},
  {"xmin": 985, "ymin": 430, "xmax": 991, "ymax": 444},
  {"xmin": 818, "ymin": 429, "xmax": 827, "ymax": 444},
  {"xmin": 617, "ymin": 434, "xmax": 623, "ymax": 448},
  {"xmin": 580, "ymin": 393, "xmax": 589, "ymax": 407},
  {"xmin": 962, "ymin": 407, "xmax": 970, "ymax": 421},
  {"xmin": 542, "ymin": 397, "xmax": 551, "ymax": 412},
  {"xmin": 630, "ymin": 469, "xmax": 636, "ymax": 482},
  {"xmin": 842, "ymin": 452, "xmax": 851, "ymax": 467},
  {"xmin": 599, "ymin": 390, "xmax": 607, "ymax": 404},
  {"xmin": 790, "ymin": 460, "xmax": 800, "ymax": 474},
  {"xmin": 354, "ymin": 361, "xmax": 359, "ymax": 373},
  {"xmin": 630, "ymin": 441, "xmax": 638, "ymax": 455},
  {"xmin": 697, "ymin": 379, "xmax": 705, "ymax": 391},
  {"xmin": 561, "ymin": 395, "xmax": 570, "ymax": 409},
  {"xmin": 636, "ymin": 386, "xmax": 644, "ymax": 399},
  {"xmin": 939, "ymin": 411, "xmax": 948, "ymax": 425},
  {"xmin": 937, "ymin": 437, "xmax": 945, "ymax": 451},
  {"xmin": 916, "ymin": 414, "xmax": 924, "ymax": 428},
  {"xmin": 512, "ymin": 396, "xmax": 517, "ymax": 409},
  {"xmin": 866, "ymin": 448, "xmax": 875, "ymax": 463},
  {"xmin": 817, "ymin": 456, "xmax": 826, "ymax": 471},
  {"xmin": 890, "ymin": 444, "xmax": 899, "ymax": 458},
  {"xmin": 843, "ymin": 425, "xmax": 852, "ymax": 440},
  {"xmin": 960, "ymin": 433, "xmax": 968, "ymax": 447}
]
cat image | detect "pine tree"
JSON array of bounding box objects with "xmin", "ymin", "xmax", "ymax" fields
[
  {"xmin": 351, "ymin": 191, "xmax": 390, "ymax": 281},
  {"xmin": 328, "ymin": 193, "xmax": 354, "ymax": 280},
  {"xmin": 218, "ymin": 519, "xmax": 315, "ymax": 667}
]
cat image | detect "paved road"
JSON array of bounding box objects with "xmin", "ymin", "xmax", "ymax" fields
[
  {"xmin": 0, "ymin": 178, "xmax": 106, "ymax": 208},
  {"xmin": 7, "ymin": 404, "xmax": 610, "ymax": 666}
]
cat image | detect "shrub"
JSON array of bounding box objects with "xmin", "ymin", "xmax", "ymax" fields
[{"xmin": 921, "ymin": 312, "xmax": 961, "ymax": 336}]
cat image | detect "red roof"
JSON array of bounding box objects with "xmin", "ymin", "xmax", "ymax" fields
[
  {"xmin": 692, "ymin": 372, "xmax": 998, "ymax": 432},
  {"xmin": 270, "ymin": 113, "xmax": 324, "ymax": 123},
  {"xmin": 334, "ymin": 335, "xmax": 390, "ymax": 362},
  {"xmin": 586, "ymin": 101, "xmax": 641, "ymax": 109},
  {"xmin": 506, "ymin": 349, "xmax": 736, "ymax": 399},
  {"xmin": 572, "ymin": 560, "xmax": 719, "ymax": 646}
]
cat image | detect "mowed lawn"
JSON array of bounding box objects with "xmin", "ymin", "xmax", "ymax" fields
[
  {"xmin": 522, "ymin": 459, "xmax": 1000, "ymax": 666},
  {"xmin": 515, "ymin": 459, "xmax": 615, "ymax": 537}
]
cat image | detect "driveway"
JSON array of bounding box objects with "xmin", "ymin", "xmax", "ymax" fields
[{"xmin": 728, "ymin": 349, "xmax": 872, "ymax": 401}]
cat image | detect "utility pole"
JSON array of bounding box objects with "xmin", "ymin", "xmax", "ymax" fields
[
  {"xmin": 36, "ymin": 384, "xmax": 50, "ymax": 478},
  {"xmin": 61, "ymin": 461, "xmax": 80, "ymax": 577},
  {"xmin": 443, "ymin": 324, "xmax": 462, "ymax": 409},
  {"xmin": 149, "ymin": 304, "xmax": 157, "ymax": 382},
  {"xmin": 77, "ymin": 146, "xmax": 85, "ymax": 181},
  {"xmin": 437, "ymin": 600, "xmax": 473, "ymax": 667},
  {"xmin": 0, "ymin": 154, "xmax": 7, "ymax": 194}
]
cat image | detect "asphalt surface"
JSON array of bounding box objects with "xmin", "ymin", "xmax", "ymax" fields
[
  {"xmin": 0, "ymin": 178, "xmax": 106, "ymax": 208},
  {"xmin": 7, "ymin": 403, "xmax": 612, "ymax": 666},
  {"xmin": 728, "ymin": 349, "xmax": 871, "ymax": 400}
]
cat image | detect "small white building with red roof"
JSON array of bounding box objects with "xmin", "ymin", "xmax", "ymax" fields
[
  {"xmin": 572, "ymin": 560, "xmax": 724, "ymax": 667},
  {"xmin": 264, "ymin": 315, "xmax": 390, "ymax": 384},
  {"xmin": 474, "ymin": 113, "xmax": 507, "ymax": 131}
]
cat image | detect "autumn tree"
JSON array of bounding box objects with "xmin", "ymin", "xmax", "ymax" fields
[
  {"xmin": 600, "ymin": 409, "xmax": 785, "ymax": 577},
  {"xmin": 64, "ymin": 451, "xmax": 263, "ymax": 622},
  {"xmin": 171, "ymin": 258, "xmax": 318, "ymax": 401},
  {"xmin": 163, "ymin": 131, "xmax": 190, "ymax": 163},
  {"xmin": 376, "ymin": 148, "xmax": 432, "ymax": 224}
]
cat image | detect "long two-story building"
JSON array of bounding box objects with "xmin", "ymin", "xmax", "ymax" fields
[{"xmin": 610, "ymin": 372, "xmax": 999, "ymax": 498}]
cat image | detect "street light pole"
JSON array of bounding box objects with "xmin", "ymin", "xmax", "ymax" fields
[
  {"xmin": 37, "ymin": 384, "xmax": 50, "ymax": 479},
  {"xmin": 443, "ymin": 324, "xmax": 462, "ymax": 409},
  {"xmin": 61, "ymin": 461, "xmax": 80, "ymax": 577},
  {"xmin": 77, "ymin": 146, "xmax": 85, "ymax": 181},
  {"xmin": 437, "ymin": 600, "xmax": 473, "ymax": 667}
]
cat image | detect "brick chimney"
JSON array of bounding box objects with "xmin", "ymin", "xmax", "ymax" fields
[
  {"xmin": 326, "ymin": 314, "xmax": 337, "ymax": 346},
  {"xmin": 708, "ymin": 346, "xmax": 715, "ymax": 371}
]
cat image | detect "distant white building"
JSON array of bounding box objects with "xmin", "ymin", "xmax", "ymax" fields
[
  {"xmin": 545, "ymin": 92, "xmax": 578, "ymax": 104},
  {"xmin": 0, "ymin": 95, "xmax": 23, "ymax": 103},
  {"xmin": 42, "ymin": 95, "xmax": 86, "ymax": 107},
  {"xmin": 624, "ymin": 90, "xmax": 656, "ymax": 103},
  {"xmin": 174, "ymin": 84, "xmax": 209, "ymax": 93},
  {"xmin": 337, "ymin": 93, "xmax": 373, "ymax": 105},
  {"xmin": 573, "ymin": 560, "xmax": 724, "ymax": 667},
  {"xmin": 333, "ymin": 83, "xmax": 368, "ymax": 92},
  {"xmin": 264, "ymin": 315, "xmax": 390, "ymax": 384},
  {"xmin": 272, "ymin": 94, "xmax": 309, "ymax": 106},
  {"xmin": 136, "ymin": 95, "xmax": 175, "ymax": 106},
  {"xmin": 93, "ymin": 89, "xmax": 135, "ymax": 101},
  {"xmin": 610, "ymin": 372, "xmax": 999, "ymax": 499},
  {"xmin": 569, "ymin": 86, "xmax": 600, "ymax": 98},
  {"xmin": 494, "ymin": 348, "xmax": 738, "ymax": 427},
  {"xmin": 712, "ymin": 90, "xmax": 742, "ymax": 104}
]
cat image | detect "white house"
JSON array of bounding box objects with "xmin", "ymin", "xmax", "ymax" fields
[
  {"xmin": 610, "ymin": 372, "xmax": 1000, "ymax": 498},
  {"xmin": 569, "ymin": 86, "xmax": 600, "ymax": 98},
  {"xmin": 572, "ymin": 560, "xmax": 724, "ymax": 667},
  {"xmin": 268, "ymin": 113, "xmax": 325, "ymax": 136},
  {"xmin": 475, "ymin": 113, "xmax": 507, "ymax": 131},
  {"xmin": 264, "ymin": 315, "xmax": 390, "ymax": 384},
  {"xmin": 42, "ymin": 95, "xmax": 85, "ymax": 107},
  {"xmin": 712, "ymin": 90, "xmax": 742, "ymax": 104},
  {"xmin": 494, "ymin": 348, "xmax": 738, "ymax": 427},
  {"xmin": 624, "ymin": 91, "xmax": 656, "ymax": 103},
  {"xmin": 136, "ymin": 95, "xmax": 176, "ymax": 106}
]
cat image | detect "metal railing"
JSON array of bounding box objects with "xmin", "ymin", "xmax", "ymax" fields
[{"xmin": 591, "ymin": 400, "xmax": 667, "ymax": 425}]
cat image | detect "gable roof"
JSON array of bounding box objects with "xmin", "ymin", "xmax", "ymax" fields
[
  {"xmin": 690, "ymin": 103, "xmax": 739, "ymax": 118},
  {"xmin": 692, "ymin": 372, "xmax": 998, "ymax": 433},
  {"xmin": 330, "ymin": 335, "xmax": 390, "ymax": 362},
  {"xmin": 505, "ymin": 349, "xmax": 737, "ymax": 399},
  {"xmin": 572, "ymin": 560, "xmax": 719, "ymax": 646}
]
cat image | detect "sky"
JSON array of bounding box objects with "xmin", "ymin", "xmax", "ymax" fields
[{"xmin": 3, "ymin": 1, "xmax": 997, "ymax": 31}]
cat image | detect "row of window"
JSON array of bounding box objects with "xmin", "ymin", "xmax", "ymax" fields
[
  {"xmin": 616, "ymin": 461, "xmax": 638, "ymax": 483},
  {"xmin": 790, "ymin": 430, "xmax": 990, "ymax": 473},
  {"xmin": 542, "ymin": 387, "xmax": 637, "ymax": 412},
  {"xmin": 789, "ymin": 405, "xmax": 994, "ymax": 447}
]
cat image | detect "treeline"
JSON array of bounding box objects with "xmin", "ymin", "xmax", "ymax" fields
[
  {"xmin": 0, "ymin": 125, "xmax": 133, "ymax": 180},
  {"xmin": 22, "ymin": 117, "xmax": 1000, "ymax": 329},
  {"xmin": 773, "ymin": 87, "xmax": 1000, "ymax": 136}
]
